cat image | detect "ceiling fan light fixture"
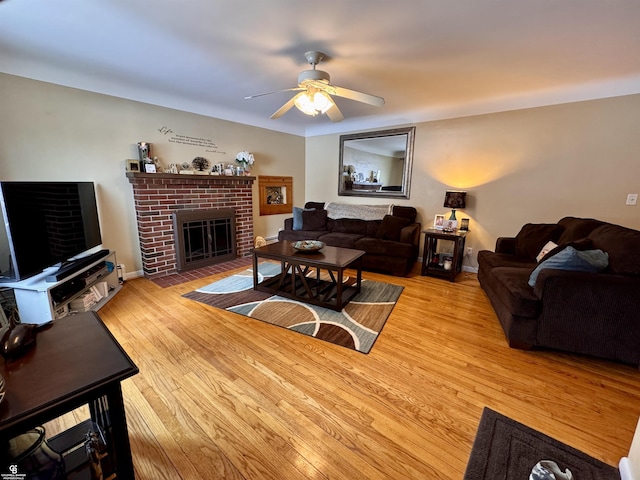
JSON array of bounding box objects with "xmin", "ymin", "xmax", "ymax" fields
[
  {"xmin": 313, "ymin": 91, "xmax": 333, "ymax": 114},
  {"xmin": 294, "ymin": 92, "xmax": 318, "ymax": 116},
  {"xmin": 247, "ymin": 51, "xmax": 382, "ymax": 122},
  {"xmin": 294, "ymin": 89, "xmax": 334, "ymax": 116}
]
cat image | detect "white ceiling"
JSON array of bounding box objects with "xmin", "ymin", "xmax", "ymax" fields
[{"xmin": 1, "ymin": 0, "xmax": 639, "ymax": 137}]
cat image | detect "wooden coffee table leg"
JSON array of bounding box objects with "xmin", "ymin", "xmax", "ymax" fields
[
  {"xmin": 252, "ymin": 252, "xmax": 259, "ymax": 289},
  {"xmin": 336, "ymin": 268, "xmax": 343, "ymax": 309}
]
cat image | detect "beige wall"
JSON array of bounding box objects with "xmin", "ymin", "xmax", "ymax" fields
[
  {"xmin": 307, "ymin": 95, "xmax": 640, "ymax": 268},
  {"xmin": 2, "ymin": 72, "xmax": 638, "ymax": 276},
  {"xmin": 0, "ymin": 73, "xmax": 305, "ymax": 277}
]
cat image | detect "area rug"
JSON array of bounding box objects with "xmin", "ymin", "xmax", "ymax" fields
[
  {"xmin": 183, "ymin": 263, "xmax": 403, "ymax": 353},
  {"xmin": 464, "ymin": 407, "xmax": 619, "ymax": 480}
]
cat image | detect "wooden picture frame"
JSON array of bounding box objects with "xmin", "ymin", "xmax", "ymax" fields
[
  {"xmin": 443, "ymin": 219, "xmax": 458, "ymax": 232},
  {"xmin": 258, "ymin": 175, "xmax": 293, "ymax": 216},
  {"xmin": 126, "ymin": 159, "xmax": 140, "ymax": 172}
]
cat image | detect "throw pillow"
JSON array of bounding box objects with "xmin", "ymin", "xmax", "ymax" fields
[
  {"xmin": 301, "ymin": 208, "xmax": 328, "ymax": 231},
  {"xmin": 538, "ymin": 238, "xmax": 594, "ymax": 263},
  {"xmin": 293, "ymin": 207, "xmax": 315, "ymax": 231},
  {"xmin": 375, "ymin": 215, "xmax": 411, "ymax": 241},
  {"xmin": 528, "ymin": 246, "xmax": 609, "ymax": 287},
  {"xmin": 536, "ymin": 241, "xmax": 558, "ymax": 262},
  {"xmin": 514, "ymin": 223, "xmax": 565, "ymax": 260}
]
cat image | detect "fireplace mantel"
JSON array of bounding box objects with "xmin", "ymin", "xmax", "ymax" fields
[
  {"xmin": 126, "ymin": 172, "xmax": 255, "ymax": 278},
  {"xmin": 125, "ymin": 172, "xmax": 256, "ymax": 183}
]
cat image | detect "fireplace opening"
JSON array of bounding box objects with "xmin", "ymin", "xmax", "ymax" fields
[{"xmin": 173, "ymin": 209, "xmax": 236, "ymax": 272}]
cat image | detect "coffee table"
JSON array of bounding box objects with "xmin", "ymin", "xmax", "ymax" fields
[{"xmin": 251, "ymin": 242, "xmax": 365, "ymax": 311}]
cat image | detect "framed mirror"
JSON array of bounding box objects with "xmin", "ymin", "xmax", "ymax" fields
[{"xmin": 338, "ymin": 126, "xmax": 415, "ymax": 199}]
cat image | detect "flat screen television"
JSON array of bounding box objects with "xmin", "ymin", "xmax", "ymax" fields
[{"xmin": 0, "ymin": 181, "xmax": 103, "ymax": 282}]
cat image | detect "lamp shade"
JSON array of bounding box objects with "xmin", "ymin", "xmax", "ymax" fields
[{"xmin": 443, "ymin": 191, "xmax": 467, "ymax": 209}]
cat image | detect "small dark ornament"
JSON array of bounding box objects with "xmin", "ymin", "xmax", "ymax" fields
[
  {"xmin": 85, "ymin": 428, "xmax": 108, "ymax": 480},
  {"xmin": 0, "ymin": 321, "xmax": 39, "ymax": 360},
  {"xmin": 192, "ymin": 157, "xmax": 210, "ymax": 171}
]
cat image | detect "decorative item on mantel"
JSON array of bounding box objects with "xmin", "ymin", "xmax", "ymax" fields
[
  {"xmin": 192, "ymin": 156, "xmax": 210, "ymax": 175},
  {"xmin": 236, "ymin": 151, "xmax": 255, "ymax": 175},
  {"xmin": 179, "ymin": 162, "xmax": 194, "ymax": 174}
]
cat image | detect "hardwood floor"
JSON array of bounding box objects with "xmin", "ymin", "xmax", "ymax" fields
[{"xmin": 47, "ymin": 264, "xmax": 640, "ymax": 479}]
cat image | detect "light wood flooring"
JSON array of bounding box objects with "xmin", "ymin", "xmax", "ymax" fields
[{"xmin": 47, "ymin": 264, "xmax": 640, "ymax": 479}]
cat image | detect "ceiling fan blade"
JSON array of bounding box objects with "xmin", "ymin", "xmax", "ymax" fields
[
  {"xmin": 244, "ymin": 87, "xmax": 303, "ymax": 100},
  {"xmin": 270, "ymin": 92, "xmax": 305, "ymax": 119},
  {"xmin": 325, "ymin": 102, "xmax": 344, "ymax": 122},
  {"xmin": 331, "ymin": 86, "xmax": 385, "ymax": 107}
]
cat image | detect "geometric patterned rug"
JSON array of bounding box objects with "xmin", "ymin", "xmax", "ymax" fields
[{"xmin": 183, "ymin": 262, "xmax": 403, "ymax": 354}]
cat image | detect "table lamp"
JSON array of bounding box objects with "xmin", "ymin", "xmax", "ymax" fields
[{"xmin": 443, "ymin": 191, "xmax": 467, "ymax": 220}]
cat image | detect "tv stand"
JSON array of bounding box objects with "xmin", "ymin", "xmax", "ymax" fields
[{"xmin": 5, "ymin": 251, "xmax": 121, "ymax": 325}]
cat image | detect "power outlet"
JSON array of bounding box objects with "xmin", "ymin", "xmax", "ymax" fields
[
  {"xmin": 626, "ymin": 193, "xmax": 638, "ymax": 206},
  {"xmin": 466, "ymin": 247, "xmax": 473, "ymax": 256}
]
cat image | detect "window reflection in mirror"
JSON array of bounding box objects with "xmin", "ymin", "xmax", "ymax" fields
[{"xmin": 338, "ymin": 127, "xmax": 415, "ymax": 199}]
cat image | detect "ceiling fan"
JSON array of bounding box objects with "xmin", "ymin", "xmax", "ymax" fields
[{"xmin": 245, "ymin": 51, "xmax": 385, "ymax": 122}]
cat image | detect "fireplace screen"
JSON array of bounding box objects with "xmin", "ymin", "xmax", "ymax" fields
[{"xmin": 173, "ymin": 209, "xmax": 236, "ymax": 271}]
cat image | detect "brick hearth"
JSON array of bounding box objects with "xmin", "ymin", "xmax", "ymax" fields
[{"xmin": 126, "ymin": 172, "xmax": 255, "ymax": 278}]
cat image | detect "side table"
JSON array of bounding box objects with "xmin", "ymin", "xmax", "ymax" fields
[
  {"xmin": 0, "ymin": 311, "xmax": 138, "ymax": 479},
  {"xmin": 421, "ymin": 228, "xmax": 468, "ymax": 281}
]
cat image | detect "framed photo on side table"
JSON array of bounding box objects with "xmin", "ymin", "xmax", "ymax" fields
[
  {"xmin": 443, "ymin": 219, "xmax": 458, "ymax": 232},
  {"xmin": 434, "ymin": 214, "xmax": 445, "ymax": 230},
  {"xmin": 459, "ymin": 218, "xmax": 470, "ymax": 231}
]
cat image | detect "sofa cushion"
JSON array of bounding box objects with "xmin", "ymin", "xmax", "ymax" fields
[
  {"xmin": 391, "ymin": 205, "xmax": 417, "ymax": 223},
  {"xmin": 332, "ymin": 218, "xmax": 368, "ymax": 235},
  {"xmin": 355, "ymin": 237, "xmax": 416, "ymax": 257},
  {"xmin": 366, "ymin": 220, "xmax": 382, "ymax": 237},
  {"xmin": 375, "ymin": 214, "xmax": 411, "ymax": 241},
  {"xmin": 528, "ymin": 246, "xmax": 609, "ymax": 286},
  {"xmin": 487, "ymin": 267, "xmax": 541, "ymax": 318},
  {"xmin": 588, "ymin": 224, "xmax": 640, "ymax": 276},
  {"xmin": 514, "ymin": 223, "xmax": 565, "ymax": 260},
  {"xmin": 317, "ymin": 232, "xmax": 364, "ymax": 249},
  {"xmin": 304, "ymin": 201, "xmax": 326, "ymax": 210},
  {"xmin": 557, "ymin": 217, "xmax": 605, "ymax": 244},
  {"xmin": 477, "ymin": 250, "xmax": 537, "ymax": 270},
  {"xmin": 301, "ymin": 208, "xmax": 327, "ymax": 231},
  {"xmin": 278, "ymin": 229, "xmax": 325, "ymax": 242},
  {"xmin": 293, "ymin": 207, "xmax": 315, "ymax": 230}
]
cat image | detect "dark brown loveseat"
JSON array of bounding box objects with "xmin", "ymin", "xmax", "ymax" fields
[
  {"xmin": 478, "ymin": 216, "xmax": 640, "ymax": 366},
  {"xmin": 278, "ymin": 202, "xmax": 421, "ymax": 276}
]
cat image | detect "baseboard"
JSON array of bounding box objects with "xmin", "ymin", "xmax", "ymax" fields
[
  {"xmin": 619, "ymin": 457, "xmax": 634, "ymax": 480},
  {"xmin": 128, "ymin": 269, "xmax": 144, "ymax": 280}
]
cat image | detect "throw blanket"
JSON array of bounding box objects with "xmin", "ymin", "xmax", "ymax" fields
[{"xmin": 324, "ymin": 202, "xmax": 392, "ymax": 221}]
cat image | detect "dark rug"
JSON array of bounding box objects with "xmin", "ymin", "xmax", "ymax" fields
[
  {"xmin": 183, "ymin": 263, "xmax": 403, "ymax": 354},
  {"xmin": 464, "ymin": 407, "xmax": 619, "ymax": 479}
]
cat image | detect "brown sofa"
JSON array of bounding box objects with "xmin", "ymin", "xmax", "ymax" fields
[
  {"xmin": 277, "ymin": 202, "xmax": 421, "ymax": 276},
  {"xmin": 478, "ymin": 216, "xmax": 640, "ymax": 365}
]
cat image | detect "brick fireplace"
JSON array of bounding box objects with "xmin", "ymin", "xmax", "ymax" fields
[{"xmin": 126, "ymin": 173, "xmax": 255, "ymax": 278}]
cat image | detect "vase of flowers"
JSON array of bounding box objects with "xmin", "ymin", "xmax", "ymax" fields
[{"xmin": 235, "ymin": 151, "xmax": 255, "ymax": 174}]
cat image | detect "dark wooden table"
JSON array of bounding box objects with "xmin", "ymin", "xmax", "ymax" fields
[
  {"xmin": 421, "ymin": 228, "xmax": 469, "ymax": 281},
  {"xmin": 251, "ymin": 243, "xmax": 365, "ymax": 311},
  {"xmin": 0, "ymin": 311, "xmax": 139, "ymax": 479}
]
